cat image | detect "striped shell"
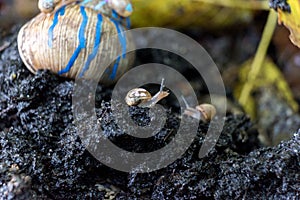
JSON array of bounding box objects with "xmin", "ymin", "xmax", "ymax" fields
[{"xmin": 17, "ymin": 0, "xmax": 134, "ymax": 84}]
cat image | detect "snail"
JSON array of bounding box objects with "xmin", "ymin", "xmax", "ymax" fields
[
  {"xmin": 269, "ymin": 0, "xmax": 291, "ymax": 13},
  {"xmin": 18, "ymin": 0, "xmax": 134, "ymax": 84},
  {"xmin": 38, "ymin": 0, "xmax": 133, "ymax": 18},
  {"xmin": 182, "ymin": 96, "xmax": 216, "ymax": 122},
  {"xmin": 38, "ymin": 0, "xmax": 61, "ymax": 13},
  {"xmin": 125, "ymin": 79, "xmax": 170, "ymax": 107},
  {"xmin": 124, "ymin": 79, "xmax": 216, "ymax": 121}
]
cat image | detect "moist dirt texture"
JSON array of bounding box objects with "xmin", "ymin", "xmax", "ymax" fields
[{"xmin": 0, "ymin": 26, "xmax": 299, "ymax": 199}]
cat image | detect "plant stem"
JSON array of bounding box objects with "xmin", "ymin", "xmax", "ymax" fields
[{"xmin": 238, "ymin": 10, "xmax": 278, "ymax": 106}]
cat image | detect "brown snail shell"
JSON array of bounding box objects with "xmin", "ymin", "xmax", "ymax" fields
[
  {"xmin": 196, "ymin": 103, "xmax": 216, "ymax": 122},
  {"xmin": 125, "ymin": 79, "xmax": 170, "ymax": 107},
  {"xmin": 18, "ymin": 1, "xmax": 134, "ymax": 84},
  {"xmin": 125, "ymin": 87, "xmax": 170, "ymax": 107},
  {"xmin": 182, "ymin": 95, "xmax": 216, "ymax": 122}
]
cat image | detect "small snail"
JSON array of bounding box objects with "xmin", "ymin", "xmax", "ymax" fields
[
  {"xmin": 125, "ymin": 79, "xmax": 170, "ymax": 107},
  {"xmin": 18, "ymin": 0, "xmax": 134, "ymax": 84},
  {"xmin": 182, "ymin": 96, "xmax": 216, "ymax": 122},
  {"xmin": 269, "ymin": 0, "xmax": 291, "ymax": 13},
  {"xmin": 38, "ymin": 0, "xmax": 61, "ymax": 13}
]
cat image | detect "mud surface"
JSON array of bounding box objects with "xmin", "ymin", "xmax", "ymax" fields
[{"xmin": 0, "ymin": 26, "xmax": 299, "ymax": 199}]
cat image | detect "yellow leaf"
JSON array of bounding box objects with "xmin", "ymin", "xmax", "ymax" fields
[
  {"xmin": 130, "ymin": 0, "xmax": 258, "ymax": 29},
  {"xmin": 277, "ymin": 0, "xmax": 300, "ymax": 47},
  {"xmin": 234, "ymin": 58, "xmax": 298, "ymax": 119}
]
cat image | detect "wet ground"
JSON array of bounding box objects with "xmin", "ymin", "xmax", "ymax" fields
[{"xmin": 0, "ymin": 25, "xmax": 299, "ymax": 199}]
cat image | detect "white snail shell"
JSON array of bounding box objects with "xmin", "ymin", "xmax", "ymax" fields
[
  {"xmin": 18, "ymin": 0, "xmax": 134, "ymax": 85},
  {"xmin": 125, "ymin": 88, "xmax": 152, "ymax": 106},
  {"xmin": 38, "ymin": 0, "xmax": 60, "ymax": 13}
]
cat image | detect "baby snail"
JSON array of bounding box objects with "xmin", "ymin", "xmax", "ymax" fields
[
  {"xmin": 125, "ymin": 79, "xmax": 170, "ymax": 108},
  {"xmin": 18, "ymin": 0, "xmax": 134, "ymax": 85},
  {"xmin": 38, "ymin": 0, "xmax": 61, "ymax": 13},
  {"xmin": 182, "ymin": 96, "xmax": 216, "ymax": 122}
]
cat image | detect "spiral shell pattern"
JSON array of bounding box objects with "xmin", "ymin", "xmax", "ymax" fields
[{"xmin": 17, "ymin": 0, "xmax": 134, "ymax": 84}]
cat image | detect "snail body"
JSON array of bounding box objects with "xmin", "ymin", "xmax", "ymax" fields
[{"xmin": 18, "ymin": 0, "xmax": 134, "ymax": 84}]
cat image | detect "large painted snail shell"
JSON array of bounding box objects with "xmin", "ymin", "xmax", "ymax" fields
[{"xmin": 17, "ymin": 0, "xmax": 134, "ymax": 84}]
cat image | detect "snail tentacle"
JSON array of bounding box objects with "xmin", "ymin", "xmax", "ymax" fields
[
  {"xmin": 182, "ymin": 96, "xmax": 201, "ymax": 120},
  {"xmin": 138, "ymin": 79, "xmax": 170, "ymax": 108}
]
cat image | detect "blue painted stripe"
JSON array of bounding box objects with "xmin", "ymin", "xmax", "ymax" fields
[
  {"xmin": 79, "ymin": 13, "xmax": 103, "ymax": 77},
  {"xmin": 111, "ymin": 10, "xmax": 120, "ymax": 21},
  {"xmin": 48, "ymin": 6, "xmax": 66, "ymax": 47},
  {"xmin": 111, "ymin": 10, "xmax": 131, "ymax": 29},
  {"xmin": 58, "ymin": 6, "xmax": 88, "ymax": 75},
  {"xmin": 109, "ymin": 20, "xmax": 127, "ymax": 79},
  {"xmin": 112, "ymin": 20, "xmax": 126, "ymax": 58},
  {"xmin": 125, "ymin": 17, "xmax": 131, "ymax": 29},
  {"xmin": 110, "ymin": 56, "xmax": 121, "ymax": 80}
]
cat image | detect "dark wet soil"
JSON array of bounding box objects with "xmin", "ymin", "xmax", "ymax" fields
[{"xmin": 0, "ymin": 26, "xmax": 299, "ymax": 199}]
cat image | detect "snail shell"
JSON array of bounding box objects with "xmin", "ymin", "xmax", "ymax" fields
[
  {"xmin": 125, "ymin": 88, "xmax": 152, "ymax": 106},
  {"xmin": 182, "ymin": 96, "xmax": 216, "ymax": 122},
  {"xmin": 125, "ymin": 79, "xmax": 169, "ymax": 107},
  {"xmin": 18, "ymin": 1, "xmax": 134, "ymax": 84},
  {"xmin": 195, "ymin": 103, "xmax": 216, "ymax": 122}
]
